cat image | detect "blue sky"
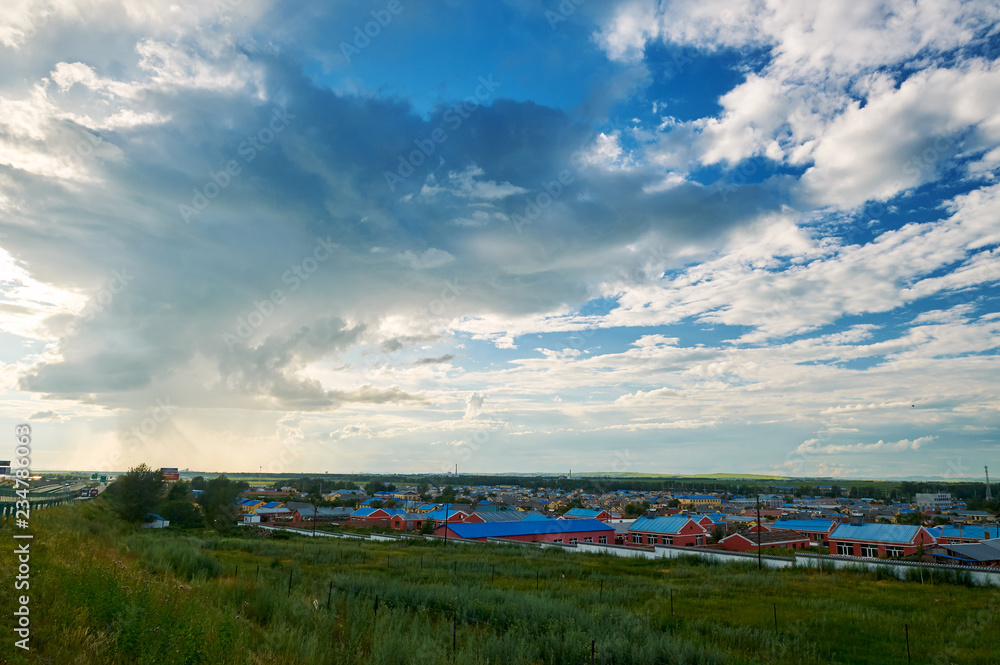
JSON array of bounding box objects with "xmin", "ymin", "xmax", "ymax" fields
[{"xmin": 0, "ymin": 1, "xmax": 998, "ymax": 479}]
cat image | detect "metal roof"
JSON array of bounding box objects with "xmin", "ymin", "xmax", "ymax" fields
[
  {"xmin": 774, "ymin": 519, "xmax": 836, "ymax": 533},
  {"xmin": 938, "ymin": 541, "xmax": 1000, "ymax": 562},
  {"xmin": 628, "ymin": 515, "xmax": 697, "ymax": 535},
  {"xmin": 931, "ymin": 524, "xmax": 1000, "ymax": 540},
  {"xmin": 830, "ymin": 523, "xmax": 923, "ymax": 544},
  {"xmin": 423, "ymin": 508, "xmax": 468, "ymax": 520},
  {"xmin": 563, "ymin": 508, "xmax": 604, "ymax": 518},
  {"xmin": 468, "ymin": 511, "xmax": 527, "ymax": 523},
  {"xmin": 445, "ymin": 518, "xmax": 613, "ymax": 539}
]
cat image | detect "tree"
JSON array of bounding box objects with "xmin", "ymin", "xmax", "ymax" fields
[
  {"xmin": 106, "ymin": 464, "xmax": 165, "ymax": 523},
  {"xmin": 420, "ymin": 517, "xmax": 435, "ymax": 535},
  {"xmin": 709, "ymin": 526, "xmax": 726, "ymax": 544},
  {"xmin": 667, "ymin": 499, "xmax": 680, "ymax": 508},
  {"xmin": 166, "ymin": 480, "xmax": 193, "ymax": 502},
  {"xmin": 365, "ymin": 480, "xmax": 388, "ymax": 496},
  {"xmin": 159, "ymin": 500, "xmax": 205, "ymax": 529},
  {"xmin": 624, "ymin": 501, "xmax": 650, "ymax": 518},
  {"xmin": 198, "ymin": 475, "xmax": 244, "ymax": 533},
  {"xmin": 190, "ymin": 476, "xmax": 206, "ymax": 491}
]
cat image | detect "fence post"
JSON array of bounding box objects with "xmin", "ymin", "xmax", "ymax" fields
[
  {"xmin": 374, "ymin": 595, "xmax": 379, "ymax": 619},
  {"xmin": 327, "ymin": 581, "xmax": 332, "ymax": 610},
  {"xmin": 256, "ymin": 564, "xmax": 260, "ymax": 583},
  {"xmin": 670, "ymin": 589, "xmax": 674, "ymax": 616},
  {"xmin": 600, "ymin": 579, "xmax": 603, "ymax": 601},
  {"xmin": 453, "ymin": 611, "xmax": 457, "ymax": 657},
  {"xmin": 905, "ymin": 624, "xmax": 911, "ymax": 663},
  {"xmin": 591, "ymin": 639, "xmax": 595, "ymax": 665},
  {"xmin": 773, "ymin": 603, "xmax": 777, "ymax": 632},
  {"xmin": 287, "ymin": 570, "xmax": 292, "ymax": 598}
]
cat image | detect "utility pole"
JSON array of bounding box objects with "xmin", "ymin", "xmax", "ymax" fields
[
  {"xmin": 756, "ymin": 494, "xmax": 762, "ymax": 571},
  {"xmin": 987, "ymin": 466, "xmax": 993, "ymax": 501}
]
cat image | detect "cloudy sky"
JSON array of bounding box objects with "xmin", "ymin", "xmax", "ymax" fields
[{"xmin": 1, "ymin": 1, "xmax": 998, "ymax": 478}]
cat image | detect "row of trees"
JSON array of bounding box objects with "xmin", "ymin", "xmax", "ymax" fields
[{"xmin": 104, "ymin": 464, "xmax": 249, "ymax": 531}]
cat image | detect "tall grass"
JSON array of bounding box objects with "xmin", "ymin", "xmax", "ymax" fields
[{"xmin": 2, "ymin": 504, "xmax": 999, "ymax": 665}]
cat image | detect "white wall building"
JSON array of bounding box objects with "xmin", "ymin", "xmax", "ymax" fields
[{"xmin": 915, "ymin": 493, "xmax": 952, "ymax": 511}]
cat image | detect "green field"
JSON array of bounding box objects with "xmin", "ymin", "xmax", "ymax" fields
[{"xmin": 2, "ymin": 503, "xmax": 998, "ymax": 664}]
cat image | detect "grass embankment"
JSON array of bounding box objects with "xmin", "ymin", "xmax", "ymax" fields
[{"xmin": 1, "ymin": 503, "xmax": 998, "ymax": 665}]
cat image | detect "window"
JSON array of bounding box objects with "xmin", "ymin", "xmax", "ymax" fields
[
  {"xmin": 632, "ymin": 534, "xmax": 642, "ymax": 544},
  {"xmin": 885, "ymin": 546, "xmax": 903, "ymax": 558},
  {"xmin": 553, "ymin": 538, "xmax": 563, "ymax": 543},
  {"xmin": 696, "ymin": 536, "xmax": 704, "ymax": 546},
  {"xmin": 598, "ymin": 536, "xmax": 607, "ymax": 544},
  {"xmin": 836, "ymin": 542, "xmax": 853, "ymax": 556},
  {"xmin": 569, "ymin": 538, "xmax": 578, "ymax": 545},
  {"xmin": 647, "ymin": 535, "xmax": 656, "ymax": 545},
  {"xmin": 663, "ymin": 536, "xmax": 673, "ymax": 545},
  {"xmin": 584, "ymin": 537, "xmax": 593, "ymax": 543},
  {"xmin": 859, "ymin": 544, "xmax": 878, "ymax": 558}
]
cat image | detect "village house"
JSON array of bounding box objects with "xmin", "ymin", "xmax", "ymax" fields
[
  {"xmin": 435, "ymin": 518, "xmax": 614, "ymax": 544},
  {"xmin": 719, "ymin": 529, "xmax": 811, "ymax": 552},
  {"xmin": 929, "ymin": 523, "xmax": 1000, "ymax": 544},
  {"xmin": 672, "ymin": 494, "xmax": 722, "ymax": 509},
  {"xmin": 771, "ymin": 518, "xmax": 838, "ymax": 547},
  {"xmin": 828, "ymin": 522, "xmax": 935, "ymax": 558},
  {"xmin": 627, "ymin": 515, "xmax": 707, "ymax": 547},
  {"xmin": 561, "ymin": 508, "xmax": 612, "ymax": 521}
]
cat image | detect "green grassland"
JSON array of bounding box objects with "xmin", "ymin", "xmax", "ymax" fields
[{"xmin": 2, "ymin": 503, "xmax": 998, "ymax": 665}]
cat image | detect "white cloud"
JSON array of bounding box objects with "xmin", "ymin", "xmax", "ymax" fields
[
  {"xmin": 796, "ymin": 435, "xmax": 936, "ymax": 455},
  {"xmin": 420, "ymin": 165, "xmax": 527, "ymax": 201}
]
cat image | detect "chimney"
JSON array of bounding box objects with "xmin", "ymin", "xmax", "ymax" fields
[
  {"xmin": 647, "ymin": 509, "xmax": 657, "ymax": 519},
  {"xmin": 851, "ymin": 515, "xmax": 863, "ymax": 527}
]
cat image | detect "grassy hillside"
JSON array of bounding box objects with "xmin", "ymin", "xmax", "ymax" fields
[{"xmin": 2, "ymin": 503, "xmax": 998, "ymax": 664}]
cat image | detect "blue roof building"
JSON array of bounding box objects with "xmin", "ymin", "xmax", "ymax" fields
[
  {"xmin": 829, "ymin": 522, "xmax": 935, "ymax": 557},
  {"xmin": 562, "ymin": 508, "xmax": 610, "ymax": 520},
  {"xmin": 439, "ymin": 518, "xmax": 613, "ymax": 542}
]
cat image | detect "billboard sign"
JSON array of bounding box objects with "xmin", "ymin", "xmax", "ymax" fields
[
  {"xmin": 161, "ymin": 467, "xmax": 180, "ymax": 481},
  {"xmin": 0, "ymin": 460, "xmax": 9, "ymax": 475}
]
